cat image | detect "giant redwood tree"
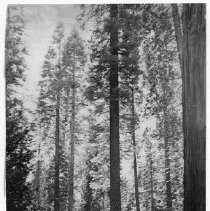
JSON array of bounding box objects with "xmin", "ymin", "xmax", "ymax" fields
[{"xmin": 182, "ymin": 4, "xmax": 206, "ymax": 211}]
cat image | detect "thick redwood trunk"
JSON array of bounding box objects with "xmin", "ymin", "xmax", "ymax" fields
[
  {"xmin": 131, "ymin": 89, "xmax": 140, "ymax": 211},
  {"xmin": 68, "ymin": 68, "xmax": 76, "ymax": 211},
  {"xmin": 109, "ymin": 4, "xmax": 121, "ymax": 211},
  {"xmin": 182, "ymin": 4, "xmax": 206, "ymax": 211}
]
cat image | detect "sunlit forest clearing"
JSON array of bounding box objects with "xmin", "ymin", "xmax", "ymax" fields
[{"xmin": 5, "ymin": 4, "xmax": 205, "ymax": 211}]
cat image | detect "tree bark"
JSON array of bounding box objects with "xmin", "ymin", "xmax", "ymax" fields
[
  {"xmin": 68, "ymin": 67, "xmax": 76, "ymax": 211},
  {"xmin": 131, "ymin": 88, "xmax": 140, "ymax": 211},
  {"xmin": 182, "ymin": 4, "xmax": 206, "ymax": 211},
  {"xmin": 109, "ymin": 4, "xmax": 121, "ymax": 211}
]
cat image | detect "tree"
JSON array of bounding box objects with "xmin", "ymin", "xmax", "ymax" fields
[
  {"xmin": 32, "ymin": 143, "xmax": 42, "ymax": 210},
  {"xmin": 119, "ymin": 6, "xmax": 143, "ymax": 210},
  {"xmin": 182, "ymin": 4, "xmax": 206, "ymax": 211},
  {"xmin": 81, "ymin": 159, "xmax": 93, "ymax": 211},
  {"xmin": 6, "ymin": 110, "xmax": 33, "ymax": 211},
  {"xmin": 52, "ymin": 23, "xmax": 64, "ymax": 211},
  {"xmin": 79, "ymin": 4, "xmax": 185, "ymax": 210},
  {"xmin": 62, "ymin": 29, "xmax": 85, "ymax": 211},
  {"xmin": 142, "ymin": 4, "xmax": 184, "ymax": 210},
  {"xmin": 35, "ymin": 24, "xmax": 86, "ymax": 211},
  {"xmin": 36, "ymin": 22, "xmax": 65, "ymax": 211},
  {"xmin": 171, "ymin": 4, "xmax": 183, "ymax": 69},
  {"xmin": 131, "ymin": 89, "xmax": 141, "ymax": 211},
  {"xmin": 81, "ymin": 5, "xmax": 145, "ymax": 210},
  {"xmin": 6, "ymin": 6, "xmax": 33, "ymax": 211},
  {"xmin": 81, "ymin": 138, "xmax": 104, "ymax": 211},
  {"xmin": 139, "ymin": 128, "xmax": 155, "ymax": 211},
  {"xmin": 109, "ymin": 4, "xmax": 121, "ymax": 211},
  {"xmin": 81, "ymin": 4, "xmax": 122, "ymax": 210}
]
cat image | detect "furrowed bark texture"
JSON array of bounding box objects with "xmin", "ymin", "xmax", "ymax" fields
[
  {"xmin": 109, "ymin": 4, "xmax": 121, "ymax": 211},
  {"xmin": 182, "ymin": 4, "xmax": 206, "ymax": 211}
]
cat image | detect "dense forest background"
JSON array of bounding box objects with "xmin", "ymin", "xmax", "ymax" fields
[{"xmin": 5, "ymin": 4, "xmax": 205, "ymax": 211}]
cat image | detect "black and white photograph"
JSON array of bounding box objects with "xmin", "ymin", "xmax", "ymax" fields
[{"xmin": 3, "ymin": 3, "xmax": 206, "ymax": 211}]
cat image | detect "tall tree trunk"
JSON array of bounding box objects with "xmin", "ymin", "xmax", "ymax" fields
[
  {"xmin": 163, "ymin": 113, "xmax": 172, "ymax": 209},
  {"xmin": 109, "ymin": 4, "xmax": 121, "ymax": 211},
  {"xmin": 182, "ymin": 4, "xmax": 206, "ymax": 211},
  {"xmin": 131, "ymin": 88, "xmax": 140, "ymax": 211},
  {"xmin": 54, "ymin": 82, "xmax": 60, "ymax": 211},
  {"xmin": 68, "ymin": 67, "xmax": 76, "ymax": 211}
]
